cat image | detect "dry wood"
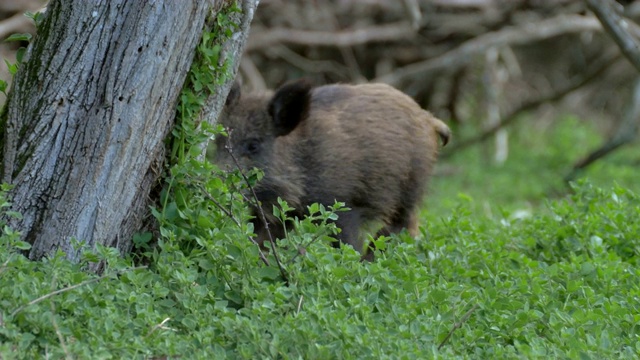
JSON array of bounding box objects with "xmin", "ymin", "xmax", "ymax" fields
[
  {"xmin": 443, "ymin": 50, "xmax": 619, "ymax": 157},
  {"xmin": 0, "ymin": 0, "xmax": 45, "ymax": 39},
  {"xmin": 0, "ymin": 0, "xmax": 45, "ymax": 15},
  {"xmin": 246, "ymin": 21, "xmax": 416, "ymax": 51},
  {"xmin": 566, "ymin": 75, "xmax": 640, "ymax": 181},
  {"xmin": 586, "ymin": 0, "xmax": 640, "ymax": 72},
  {"xmin": 0, "ymin": 13, "xmax": 35, "ymax": 40},
  {"xmin": 374, "ymin": 14, "xmax": 603, "ymax": 85}
]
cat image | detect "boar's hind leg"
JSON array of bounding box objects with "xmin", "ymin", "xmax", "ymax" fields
[
  {"xmin": 376, "ymin": 171, "xmax": 425, "ymax": 241},
  {"xmin": 375, "ymin": 206, "xmax": 420, "ymax": 239}
]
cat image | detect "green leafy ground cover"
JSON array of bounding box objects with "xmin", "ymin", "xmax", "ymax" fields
[
  {"xmin": 1, "ymin": 114, "xmax": 639, "ymax": 359},
  {"xmin": 2, "ymin": 5, "xmax": 639, "ymax": 357},
  {"xmin": 428, "ymin": 115, "xmax": 640, "ymax": 219}
]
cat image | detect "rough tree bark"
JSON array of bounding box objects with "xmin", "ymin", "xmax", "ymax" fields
[{"xmin": 0, "ymin": 0, "xmax": 257, "ymax": 270}]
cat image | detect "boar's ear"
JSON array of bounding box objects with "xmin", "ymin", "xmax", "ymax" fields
[
  {"xmin": 225, "ymin": 80, "xmax": 241, "ymax": 107},
  {"xmin": 268, "ymin": 79, "xmax": 313, "ymax": 136}
]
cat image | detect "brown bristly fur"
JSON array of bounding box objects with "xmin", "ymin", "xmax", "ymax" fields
[{"xmin": 215, "ymin": 79, "xmax": 450, "ymax": 261}]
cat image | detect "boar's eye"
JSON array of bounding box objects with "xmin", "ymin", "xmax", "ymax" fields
[{"xmin": 243, "ymin": 138, "xmax": 261, "ymax": 155}]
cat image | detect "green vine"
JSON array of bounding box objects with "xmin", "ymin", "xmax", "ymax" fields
[
  {"xmin": 171, "ymin": 4, "xmax": 241, "ymax": 163},
  {"xmin": 147, "ymin": 2, "xmax": 273, "ymax": 302},
  {"xmin": 148, "ymin": 1, "xmax": 343, "ymax": 296},
  {"xmin": 0, "ymin": 17, "xmax": 39, "ymax": 180}
]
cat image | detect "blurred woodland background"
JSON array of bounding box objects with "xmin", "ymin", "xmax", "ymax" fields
[{"xmin": 2, "ymin": 0, "xmax": 639, "ymax": 214}]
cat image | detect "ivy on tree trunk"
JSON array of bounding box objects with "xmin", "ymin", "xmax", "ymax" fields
[{"xmin": 0, "ymin": 0, "xmax": 255, "ymax": 271}]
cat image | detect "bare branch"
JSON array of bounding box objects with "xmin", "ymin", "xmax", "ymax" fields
[
  {"xmin": 265, "ymin": 45, "xmax": 351, "ymax": 78},
  {"xmin": 226, "ymin": 146, "xmax": 289, "ymax": 284},
  {"xmin": 443, "ymin": 50, "xmax": 619, "ymax": 157},
  {"xmin": 0, "ymin": 13, "xmax": 35, "ymax": 40},
  {"xmin": 49, "ymin": 292, "xmax": 72, "ymax": 360},
  {"xmin": 402, "ymin": 0, "xmax": 422, "ymax": 29},
  {"xmin": 246, "ymin": 21, "xmax": 416, "ymax": 51},
  {"xmin": 146, "ymin": 317, "xmax": 173, "ymax": 338},
  {"xmin": 483, "ymin": 47, "xmax": 508, "ymax": 164},
  {"xmin": 374, "ymin": 15, "xmax": 603, "ymax": 86},
  {"xmin": 438, "ymin": 303, "xmax": 479, "ymax": 350},
  {"xmin": 0, "ymin": 253, "xmax": 14, "ymax": 275},
  {"xmin": 296, "ymin": 295, "xmax": 304, "ymax": 316},
  {"xmin": 195, "ymin": 182, "xmax": 271, "ymax": 267},
  {"xmin": 240, "ymin": 57, "xmax": 267, "ymax": 91},
  {"xmin": 566, "ymin": 75, "xmax": 640, "ymax": 181},
  {"xmin": 585, "ymin": 0, "xmax": 640, "ymax": 72}
]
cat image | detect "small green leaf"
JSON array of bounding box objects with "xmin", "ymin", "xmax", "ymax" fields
[
  {"xmin": 133, "ymin": 232, "xmax": 152, "ymax": 248},
  {"xmin": 25, "ymin": 11, "xmax": 44, "ymax": 27},
  {"xmin": 4, "ymin": 60, "xmax": 18, "ymax": 75},
  {"xmin": 199, "ymin": 259, "xmax": 215, "ymax": 270},
  {"xmin": 5, "ymin": 33, "xmax": 32, "ymax": 42},
  {"xmin": 16, "ymin": 47, "xmax": 26, "ymax": 63},
  {"xmin": 257, "ymin": 266, "xmax": 280, "ymax": 281},
  {"xmin": 5, "ymin": 210, "xmax": 22, "ymax": 220},
  {"xmin": 13, "ymin": 240, "xmax": 31, "ymax": 250}
]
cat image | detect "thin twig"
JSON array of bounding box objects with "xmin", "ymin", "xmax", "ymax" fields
[
  {"xmin": 49, "ymin": 292, "xmax": 72, "ymax": 360},
  {"xmin": 267, "ymin": 45, "xmax": 351, "ymax": 78},
  {"xmin": 225, "ymin": 145, "xmax": 288, "ymax": 284},
  {"xmin": 240, "ymin": 57, "xmax": 267, "ymax": 91},
  {"xmin": 195, "ymin": 183, "xmax": 237, "ymax": 221},
  {"xmin": 296, "ymin": 295, "xmax": 304, "ymax": 316},
  {"xmin": 194, "ymin": 182, "xmax": 271, "ymax": 267},
  {"xmin": 10, "ymin": 266, "xmax": 147, "ymax": 317},
  {"xmin": 246, "ymin": 21, "xmax": 416, "ymax": 51},
  {"xmin": 438, "ymin": 303, "xmax": 479, "ymax": 350},
  {"xmin": 0, "ymin": 253, "xmax": 15, "ymax": 275},
  {"xmin": 287, "ymin": 228, "xmax": 330, "ymax": 265},
  {"xmin": 146, "ymin": 317, "xmax": 172, "ymax": 338},
  {"xmin": 320, "ymin": 4, "xmax": 366, "ymax": 83},
  {"xmin": 402, "ymin": 0, "xmax": 422, "ymax": 30},
  {"xmin": 566, "ymin": 75, "xmax": 640, "ymax": 181}
]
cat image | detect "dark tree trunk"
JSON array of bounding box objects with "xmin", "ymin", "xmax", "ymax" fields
[{"xmin": 0, "ymin": 0, "xmax": 256, "ymax": 270}]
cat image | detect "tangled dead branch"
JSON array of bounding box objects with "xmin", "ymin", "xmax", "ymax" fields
[
  {"xmin": 247, "ymin": 21, "xmax": 417, "ymax": 50},
  {"xmin": 444, "ymin": 50, "xmax": 621, "ymax": 157},
  {"xmin": 0, "ymin": 0, "xmax": 44, "ymax": 39},
  {"xmin": 586, "ymin": 0, "xmax": 640, "ymax": 71},
  {"xmin": 373, "ymin": 15, "xmax": 603, "ymax": 86}
]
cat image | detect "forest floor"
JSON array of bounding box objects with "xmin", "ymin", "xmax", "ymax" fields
[{"xmin": 1, "ymin": 113, "xmax": 639, "ymax": 359}]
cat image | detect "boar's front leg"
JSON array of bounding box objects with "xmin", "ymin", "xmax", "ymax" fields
[{"xmin": 334, "ymin": 207, "xmax": 374, "ymax": 261}]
